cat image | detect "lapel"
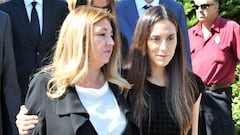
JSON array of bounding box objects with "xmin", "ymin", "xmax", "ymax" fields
[
  {"xmin": 39, "ymin": 0, "xmax": 68, "ymax": 49},
  {"xmin": 55, "ymin": 86, "xmax": 92, "ymax": 134},
  {"xmin": 123, "ymin": 0, "xmax": 139, "ymax": 33},
  {"xmin": 109, "ymin": 83, "xmax": 138, "ymax": 133},
  {"xmin": 14, "ymin": 0, "xmax": 36, "ymax": 45},
  {"xmin": 39, "ymin": 0, "xmax": 49, "ymax": 46},
  {"xmin": 109, "ymin": 83, "xmax": 135, "ymax": 122},
  {"xmin": 55, "ymin": 82, "xmax": 135, "ymax": 134}
]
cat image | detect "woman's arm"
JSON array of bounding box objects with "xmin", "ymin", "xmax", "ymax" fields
[{"xmin": 191, "ymin": 93, "xmax": 202, "ymax": 135}]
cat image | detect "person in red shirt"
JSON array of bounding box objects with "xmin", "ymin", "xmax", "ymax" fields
[{"xmin": 188, "ymin": 0, "xmax": 240, "ymax": 134}]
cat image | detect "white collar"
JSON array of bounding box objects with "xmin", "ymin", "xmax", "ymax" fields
[
  {"xmin": 135, "ymin": 0, "xmax": 159, "ymax": 11},
  {"xmin": 24, "ymin": 0, "xmax": 43, "ymax": 6}
]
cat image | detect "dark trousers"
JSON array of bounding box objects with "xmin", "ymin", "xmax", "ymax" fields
[{"xmin": 199, "ymin": 87, "xmax": 235, "ymax": 135}]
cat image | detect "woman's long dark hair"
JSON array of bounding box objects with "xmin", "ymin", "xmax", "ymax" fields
[{"xmin": 127, "ymin": 5, "xmax": 199, "ymax": 135}]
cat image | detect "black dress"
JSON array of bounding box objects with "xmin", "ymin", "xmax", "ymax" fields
[
  {"xmin": 141, "ymin": 75, "xmax": 205, "ymax": 135},
  {"xmin": 142, "ymin": 81, "xmax": 180, "ymax": 135}
]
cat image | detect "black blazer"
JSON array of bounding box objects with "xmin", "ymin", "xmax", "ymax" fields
[
  {"xmin": 0, "ymin": 0, "xmax": 69, "ymax": 102},
  {"xmin": 0, "ymin": 10, "xmax": 21, "ymax": 135},
  {"xmin": 25, "ymin": 72, "xmax": 139, "ymax": 135}
]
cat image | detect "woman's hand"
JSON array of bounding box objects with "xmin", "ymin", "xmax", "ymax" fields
[{"xmin": 15, "ymin": 105, "xmax": 38, "ymax": 135}]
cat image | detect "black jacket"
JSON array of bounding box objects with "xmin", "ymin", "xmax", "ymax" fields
[
  {"xmin": 0, "ymin": 10, "xmax": 21, "ymax": 135},
  {"xmin": 25, "ymin": 72, "xmax": 139, "ymax": 135}
]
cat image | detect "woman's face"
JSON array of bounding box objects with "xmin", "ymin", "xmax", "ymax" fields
[
  {"xmin": 92, "ymin": 0, "xmax": 109, "ymax": 9},
  {"xmin": 89, "ymin": 18, "xmax": 114, "ymax": 68},
  {"xmin": 147, "ymin": 19, "xmax": 177, "ymax": 69}
]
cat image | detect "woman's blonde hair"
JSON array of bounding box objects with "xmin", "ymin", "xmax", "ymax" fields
[{"xmin": 43, "ymin": 6, "xmax": 131, "ymax": 98}]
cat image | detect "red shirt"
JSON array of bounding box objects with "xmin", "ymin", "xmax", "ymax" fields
[{"xmin": 188, "ymin": 17, "xmax": 240, "ymax": 85}]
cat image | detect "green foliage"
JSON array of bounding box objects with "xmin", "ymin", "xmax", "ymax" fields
[
  {"xmin": 176, "ymin": 0, "xmax": 198, "ymax": 28},
  {"xmin": 219, "ymin": 0, "xmax": 240, "ymax": 24},
  {"xmin": 176, "ymin": 0, "xmax": 240, "ymax": 133},
  {"xmin": 232, "ymin": 64, "xmax": 240, "ymax": 134}
]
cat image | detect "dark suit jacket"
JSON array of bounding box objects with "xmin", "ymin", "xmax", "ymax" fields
[
  {"xmin": 0, "ymin": 0, "xmax": 69, "ymax": 102},
  {"xmin": 0, "ymin": 10, "xmax": 21, "ymax": 135},
  {"xmin": 116, "ymin": 0, "xmax": 192, "ymax": 69},
  {"xmin": 25, "ymin": 72, "xmax": 139, "ymax": 135}
]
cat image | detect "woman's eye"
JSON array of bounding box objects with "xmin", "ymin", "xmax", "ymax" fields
[
  {"xmin": 167, "ymin": 37, "xmax": 173, "ymax": 41},
  {"xmin": 167, "ymin": 35, "xmax": 176, "ymax": 41},
  {"xmin": 96, "ymin": 33, "xmax": 106, "ymax": 37},
  {"xmin": 150, "ymin": 37, "xmax": 161, "ymax": 41}
]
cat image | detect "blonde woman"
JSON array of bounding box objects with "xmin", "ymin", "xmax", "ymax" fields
[{"xmin": 21, "ymin": 6, "xmax": 138, "ymax": 135}]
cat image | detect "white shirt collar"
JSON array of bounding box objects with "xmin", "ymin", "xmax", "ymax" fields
[
  {"xmin": 136, "ymin": 0, "xmax": 159, "ymax": 11},
  {"xmin": 24, "ymin": 0, "xmax": 43, "ymax": 7},
  {"xmin": 135, "ymin": 0, "xmax": 159, "ymax": 16}
]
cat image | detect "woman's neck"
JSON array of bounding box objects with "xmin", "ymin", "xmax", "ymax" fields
[
  {"xmin": 148, "ymin": 67, "xmax": 168, "ymax": 86},
  {"xmin": 76, "ymin": 69, "xmax": 105, "ymax": 89}
]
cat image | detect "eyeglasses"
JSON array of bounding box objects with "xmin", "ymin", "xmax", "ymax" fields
[{"xmin": 193, "ymin": 3, "xmax": 215, "ymax": 10}]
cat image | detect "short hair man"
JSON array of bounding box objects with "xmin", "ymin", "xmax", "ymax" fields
[{"xmin": 188, "ymin": 0, "xmax": 240, "ymax": 134}]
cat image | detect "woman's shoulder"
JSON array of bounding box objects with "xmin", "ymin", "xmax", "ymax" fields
[
  {"xmin": 192, "ymin": 73, "xmax": 205, "ymax": 92},
  {"xmin": 31, "ymin": 70, "xmax": 51, "ymax": 82},
  {"xmin": 189, "ymin": 72, "xmax": 205, "ymax": 101}
]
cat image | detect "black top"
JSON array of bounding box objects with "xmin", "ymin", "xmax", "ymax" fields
[
  {"xmin": 142, "ymin": 81, "xmax": 180, "ymax": 135},
  {"xmin": 141, "ymin": 75, "xmax": 205, "ymax": 135}
]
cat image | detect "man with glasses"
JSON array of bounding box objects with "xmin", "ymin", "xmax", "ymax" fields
[{"xmin": 188, "ymin": 0, "xmax": 240, "ymax": 134}]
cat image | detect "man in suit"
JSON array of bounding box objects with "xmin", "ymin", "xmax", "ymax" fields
[
  {"xmin": 0, "ymin": 10, "xmax": 21, "ymax": 135},
  {"xmin": 0, "ymin": 0, "xmax": 69, "ymax": 102},
  {"xmin": 116, "ymin": 0, "xmax": 192, "ymax": 69}
]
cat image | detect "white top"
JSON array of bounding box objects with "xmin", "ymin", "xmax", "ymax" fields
[
  {"xmin": 75, "ymin": 81, "xmax": 127, "ymax": 135},
  {"xmin": 135, "ymin": 0, "xmax": 159, "ymax": 16},
  {"xmin": 24, "ymin": 0, "xmax": 43, "ymax": 33}
]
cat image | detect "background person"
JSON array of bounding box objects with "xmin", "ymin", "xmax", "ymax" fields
[
  {"xmin": 0, "ymin": 10, "xmax": 21, "ymax": 135},
  {"xmin": 188, "ymin": 0, "xmax": 240, "ymax": 134},
  {"xmin": 0, "ymin": 0, "xmax": 69, "ymax": 102}
]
